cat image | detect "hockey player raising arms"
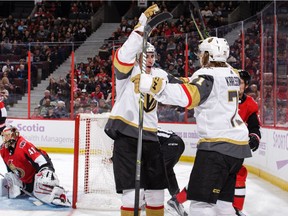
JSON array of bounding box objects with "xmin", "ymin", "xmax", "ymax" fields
[
  {"xmin": 0, "ymin": 126, "xmax": 70, "ymax": 206},
  {"xmin": 104, "ymin": 4, "xmax": 182, "ymax": 216},
  {"xmin": 162, "ymin": 70, "xmax": 261, "ymax": 216},
  {"xmin": 132, "ymin": 37, "xmax": 252, "ymax": 215}
]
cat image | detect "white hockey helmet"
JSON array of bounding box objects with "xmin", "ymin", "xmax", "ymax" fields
[
  {"xmin": 136, "ymin": 42, "xmax": 155, "ymax": 61},
  {"xmin": 198, "ymin": 37, "xmax": 230, "ymax": 62},
  {"xmin": 146, "ymin": 42, "xmax": 155, "ymax": 53}
]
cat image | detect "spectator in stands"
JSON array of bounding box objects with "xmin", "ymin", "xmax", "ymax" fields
[
  {"xmin": 39, "ymin": 90, "xmax": 55, "ymax": 106},
  {"xmin": 98, "ymin": 99, "xmax": 111, "ymax": 114},
  {"xmin": 57, "ymin": 77, "xmax": 71, "ymax": 102},
  {"xmin": 34, "ymin": 7, "xmax": 47, "ymax": 18},
  {"xmin": 16, "ymin": 63, "xmax": 28, "ymax": 79},
  {"xmin": 2, "ymin": 59, "xmax": 14, "ymax": 73},
  {"xmin": 39, "ymin": 98, "xmax": 54, "ymax": 117},
  {"xmin": 17, "ymin": 20, "xmax": 27, "ymax": 33},
  {"xmin": 85, "ymin": 76, "xmax": 96, "ymax": 94},
  {"xmin": 167, "ymin": 63, "xmax": 179, "ymax": 77},
  {"xmin": 75, "ymin": 107, "xmax": 85, "ymax": 115},
  {"xmin": 248, "ymin": 84, "xmax": 260, "ymax": 103},
  {"xmin": 53, "ymin": 100, "xmax": 69, "ymax": 118},
  {"xmin": 73, "ymin": 97, "xmax": 81, "ymax": 114},
  {"xmin": 31, "ymin": 107, "xmax": 43, "ymax": 119},
  {"xmin": 1, "ymin": 71, "xmax": 14, "ymax": 94},
  {"xmin": 90, "ymin": 84, "xmax": 104, "ymax": 101},
  {"xmin": 78, "ymin": 89, "xmax": 90, "ymax": 108},
  {"xmin": 33, "ymin": 49, "xmax": 45, "ymax": 62},
  {"xmin": 46, "ymin": 77, "xmax": 59, "ymax": 96},
  {"xmin": 44, "ymin": 107, "xmax": 57, "ymax": 119},
  {"xmin": 77, "ymin": 73, "xmax": 89, "ymax": 90},
  {"xmin": 1, "ymin": 37, "xmax": 12, "ymax": 54},
  {"xmin": 201, "ymin": 5, "xmax": 213, "ymax": 18},
  {"xmin": 166, "ymin": 38, "xmax": 176, "ymax": 52}
]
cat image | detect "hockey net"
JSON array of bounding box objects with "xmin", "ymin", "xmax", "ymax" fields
[{"xmin": 72, "ymin": 113, "xmax": 121, "ymax": 210}]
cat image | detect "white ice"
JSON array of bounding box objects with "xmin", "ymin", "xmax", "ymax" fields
[{"xmin": 0, "ymin": 153, "xmax": 287, "ymax": 216}]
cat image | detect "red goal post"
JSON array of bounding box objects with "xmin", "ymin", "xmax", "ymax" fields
[{"xmin": 72, "ymin": 113, "xmax": 121, "ymax": 210}]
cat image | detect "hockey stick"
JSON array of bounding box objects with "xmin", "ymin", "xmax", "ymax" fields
[
  {"xmin": 134, "ymin": 11, "xmax": 173, "ymax": 216},
  {"xmin": 0, "ymin": 172, "xmax": 43, "ymax": 206},
  {"xmin": 189, "ymin": 2, "xmax": 204, "ymax": 41},
  {"xmin": 191, "ymin": 1, "xmax": 209, "ymax": 38},
  {"xmin": 189, "ymin": 2, "xmax": 235, "ymax": 70}
]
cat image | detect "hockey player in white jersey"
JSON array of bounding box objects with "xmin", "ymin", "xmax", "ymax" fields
[
  {"xmin": 104, "ymin": 4, "xmax": 182, "ymax": 216},
  {"xmin": 132, "ymin": 37, "xmax": 252, "ymax": 215}
]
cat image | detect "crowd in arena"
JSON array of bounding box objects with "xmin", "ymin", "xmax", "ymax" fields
[{"xmin": 0, "ymin": 1, "xmax": 286, "ymax": 125}]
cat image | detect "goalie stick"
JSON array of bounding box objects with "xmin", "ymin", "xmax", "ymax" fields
[{"xmin": 134, "ymin": 11, "xmax": 173, "ymax": 216}]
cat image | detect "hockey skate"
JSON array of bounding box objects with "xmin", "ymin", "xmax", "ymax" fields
[
  {"xmin": 167, "ymin": 196, "xmax": 188, "ymax": 216},
  {"xmin": 235, "ymin": 207, "xmax": 247, "ymax": 216}
]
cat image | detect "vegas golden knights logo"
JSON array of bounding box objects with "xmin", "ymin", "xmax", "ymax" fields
[{"xmin": 144, "ymin": 94, "xmax": 157, "ymax": 112}]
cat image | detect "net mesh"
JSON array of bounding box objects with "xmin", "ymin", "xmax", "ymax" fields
[{"xmin": 74, "ymin": 113, "xmax": 121, "ymax": 210}]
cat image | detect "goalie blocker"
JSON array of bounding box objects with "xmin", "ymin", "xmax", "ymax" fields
[{"xmin": 0, "ymin": 126, "xmax": 70, "ymax": 207}]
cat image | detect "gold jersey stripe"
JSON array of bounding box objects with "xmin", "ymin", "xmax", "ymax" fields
[
  {"xmin": 109, "ymin": 115, "xmax": 157, "ymax": 132},
  {"xmin": 183, "ymin": 84, "xmax": 201, "ymax": 109},
  {"xmin": 114, "ymin": 49, "xmax": 134, "ymax": 74},
  {"xmin": 199, "ymin": 137, "xmax": 248, "ymax": 145}
]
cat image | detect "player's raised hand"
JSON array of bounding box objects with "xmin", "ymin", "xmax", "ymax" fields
[{"xmin": 144, "ymin": 4, "xmax": 160, "ymax": 18}]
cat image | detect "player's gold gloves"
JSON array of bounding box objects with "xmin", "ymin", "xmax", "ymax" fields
[
  {"xmin": 144, "ymin": 4, "xmax": 160, "ymax": 18},
  {"xmin": 134, "ymin": 4, "xmax": 160, "ymax": 31},
  {"xmin": 131, "ymin": 74, "xmax": 166, "ymax": 95}
]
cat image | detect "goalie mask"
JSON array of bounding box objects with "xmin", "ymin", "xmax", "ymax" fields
[
  {"xmin": 198, "ymin": 37, "xmax": 230, "ymax": 62},
  {"xmin": 1, "ymin": 126, "xmax": 19, "ymax": 155}
]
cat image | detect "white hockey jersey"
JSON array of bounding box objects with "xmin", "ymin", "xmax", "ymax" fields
[
  {"xmin": 105, "ymin": 31, "xmax": 169, "ymax": 142},
  {"xmin": 156, "ymin": 67, "xmax": 252, "ymax": 159}
]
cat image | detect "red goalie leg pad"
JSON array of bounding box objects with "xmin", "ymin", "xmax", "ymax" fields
[
  {"xmin": 233, "ymin": 166, "xmax": 248, "ymax": 210},
  {"xmin": 176, "ymin": 187, "xmax": 187, "ymax": 204}
]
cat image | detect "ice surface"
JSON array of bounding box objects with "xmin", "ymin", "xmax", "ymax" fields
[{"xmin": 0, "ymin": 154, "xmax": 287, "ymax": 216}]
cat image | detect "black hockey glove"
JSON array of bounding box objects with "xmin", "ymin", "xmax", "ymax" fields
[{"xmin": 249, "ymin": 133, "xmax": 260, "ymax": 152}]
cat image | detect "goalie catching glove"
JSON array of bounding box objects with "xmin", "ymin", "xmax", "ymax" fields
[{"xmin": 131, "ymin": 73, "xmax": 166, "ymax": 95}]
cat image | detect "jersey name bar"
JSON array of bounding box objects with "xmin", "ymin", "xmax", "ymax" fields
[{"xmin": 225, "ymin": 76, "xmax": 240, "ymax": 86}]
